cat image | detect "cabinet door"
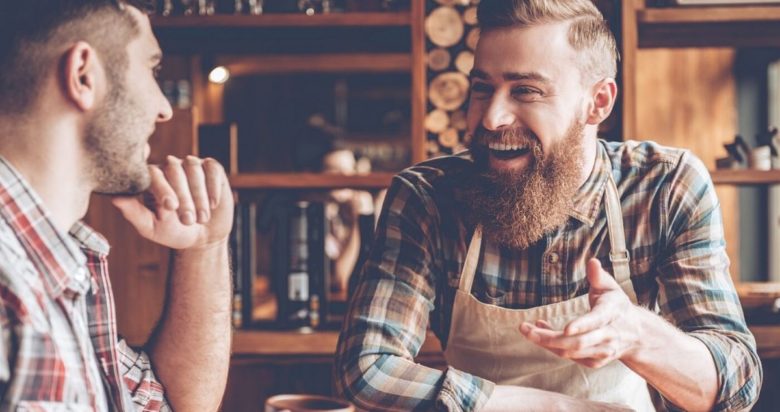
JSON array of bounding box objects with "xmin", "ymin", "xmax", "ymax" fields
[{"xmin": 84, "ymin": 108, "xmax": 197, "ymax": 345}]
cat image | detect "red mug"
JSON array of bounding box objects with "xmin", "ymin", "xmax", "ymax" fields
[{"xmin": 265, "ymin": 394, "xmax": 355, "ymax": 412}]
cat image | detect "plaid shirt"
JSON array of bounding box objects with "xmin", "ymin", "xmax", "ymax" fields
[
  {"xmin": 336, "ymin": 140, "xmax": 761, "ymax": 412},
  {"xmin": 0, "ymin": 157, "xmax": 169, "ymax": 411}
]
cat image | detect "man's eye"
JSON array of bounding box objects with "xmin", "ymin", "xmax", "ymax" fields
[
  {"xmin": 512, "ymin": 87, "xmax": 542, "ymax": 101},
  {"xmin": 470, "ymin": 83, "xmax": 493, "ymax": 96}
]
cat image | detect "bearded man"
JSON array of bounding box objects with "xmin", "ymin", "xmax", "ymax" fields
[
  {"xmin": 335, "ymin": 1, "xmax": 761, "ymax": 411},
  {"xmin": 0, "ymin": 1, "xmax": 232, "ymax": 410}
]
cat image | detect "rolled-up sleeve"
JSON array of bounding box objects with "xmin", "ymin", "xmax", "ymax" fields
[
  {"xmin": 657, "ymin": 151, "xmax": 761, "ymax": 411},
  {"xmin": 117, "ymin": 340, "xmax": 171, "ymax": 412},
  {"xmin": 335, "ymin": 173, "xmax": 494, "ymax": 411}
]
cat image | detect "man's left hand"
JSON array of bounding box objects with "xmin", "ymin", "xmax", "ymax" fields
[
  {"xmin": 111, "ymin": 155, "xmax": 234, "ymax": 250},
  {"xmin": 519, "ymin": 258, "xmax": 642, "ymax": 368}
]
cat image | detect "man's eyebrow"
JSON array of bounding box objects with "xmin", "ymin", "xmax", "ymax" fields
[{"xmin": 469, "ymin": 69, "xmax": 551, "ymax": 85}]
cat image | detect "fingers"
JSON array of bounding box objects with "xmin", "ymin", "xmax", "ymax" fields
[
  {"xmin": 202, "ymin": 157, "xmax": 225, "ymax": 210},
  {"xmin": 520, "ymin": 320, "xmax": 621, "ymax": 368},
  {"xmin": 147, "ymin": 165, "xmax": 179, "ymax": 218},
  {"xmin": 183, "ymin": 156, "xmax": 210, "ymax": 223},
  {"xmin": 586, "ymin": 258, "xmax": 619, "ymax": 291},
  {"xmin": 564, "ymin": 300, "xmax": 617, "ymax": 336},
  {"xmin": 111, "ymin": 196, "xmax": 156, "ymax": 238},
  {"xmin": 163, "ymin": 156, "xmax": 197, "ymax": 225}
]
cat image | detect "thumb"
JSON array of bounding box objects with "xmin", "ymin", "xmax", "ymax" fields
[
  {"xmin": 111, "ymin": 196, "xmax": 155, "ymax": 238},
  {"xmin": 586, "ymin": 258, "xmax": 618, "ymax": 291}
]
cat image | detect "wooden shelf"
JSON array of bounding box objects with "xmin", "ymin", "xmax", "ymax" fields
[
  {"xmin": 710, "ymin": 170, "xmax": 780, "ymax": 185},
  {"xmin": 638, "ymin": 6, "xmax": 780, "ymax": 47},
  {"xmin": 150, "ymin": 12, "xmax": 411, "ymax": 28},
  {"xmin": 229, "ymin": 172, "xmax": 395, "ymax": 189},
  {"xmin": 216, "ymin": 53, "xmax": 411, "ymax": 76},
  {"xmin": 232, "ymin": 329, "xmax": 442, "ymax": 356}
]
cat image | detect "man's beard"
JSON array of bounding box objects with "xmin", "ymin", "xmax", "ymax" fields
[
  {"xmin": 457, "ymin": 121, "xmax": 585, "ymax": 250},
  {"xmin": 85, "ymin": 76, "xmax": 151, "ymax": 196}
]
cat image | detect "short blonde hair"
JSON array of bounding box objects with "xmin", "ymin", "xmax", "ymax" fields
[{"xmin": 477, "ymin": 0, "xmax": 619, "ymax": 82}]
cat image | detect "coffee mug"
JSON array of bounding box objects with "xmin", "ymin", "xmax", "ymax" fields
[{"xmin": 265, "ymin": 394, "xmax": 355, "ymax": 412}]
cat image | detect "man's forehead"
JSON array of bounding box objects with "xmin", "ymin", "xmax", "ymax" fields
[
  {"xmin": 473, "ymin": 23, "xmax": 576, "ymax": 79},
  {"xmin": 126, "ymin": 6, "xmax": 162, "ymax": 57}
]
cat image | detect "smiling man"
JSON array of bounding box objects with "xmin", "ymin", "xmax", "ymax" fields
[
  {"xmin": 0, "ymin": 1, "xmax": 232, "ymax": 410},
  {"xmin": 335, "ymin": 1, "xmax": 761, "ymax": 411}
]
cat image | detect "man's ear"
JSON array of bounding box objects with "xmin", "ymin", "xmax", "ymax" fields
[
  {"xmin": 61, "ymin": 41, "xmax": 102, "ymax": 112},
  {"xmin": 585, "ymin": 78, "xmax": 618, "ymax": 126}
]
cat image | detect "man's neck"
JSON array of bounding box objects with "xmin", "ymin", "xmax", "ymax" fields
[{"xmin": 0, "ymin": 117, "xmax": 92, "ymax": 234}]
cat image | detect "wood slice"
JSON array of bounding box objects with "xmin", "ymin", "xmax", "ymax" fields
[
  {"xmin": 427, "ymin": 48, "xmax": 452, "ymax": 72},
  {"xmin": 450, "ymin": 110, "xmax": 468, "ymax": 131},
  {"xmin": 429, "ymin": 72, "xmax": 469, "ymax": 111},
  {"xmin": 455, "ymin": 50, "xmax": 474, "ymax": 75},
  {"xmin": 470, "ymin": 0, "xmax": 481, "ymax": 4},
  {"xmin": 463, "ymin": 6, "xmax": 478, "ymax": 25},
  {"xmin": 466, "ymin": 28, "xmax": 480, "ymax": 51},
  {"xmin": 425, "ymin": 109, "xmax": 450, "ymax": 134},
  {"xmin": 438, "ymin": 128, "xmax": 461, "ymax": 148},
  {"xmin": 425, "ymin": 7, "xmax": 465, "ymax": 48},
  {"xmin": 434, "ymin": 0, "xmax": 470, "ymax": 5}
]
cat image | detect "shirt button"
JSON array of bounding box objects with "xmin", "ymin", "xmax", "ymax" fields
[{"xmin": 547, "ymin": 253, "xmax": 560, "ymax": 264}]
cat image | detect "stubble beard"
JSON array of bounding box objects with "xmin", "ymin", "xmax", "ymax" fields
[
  {"xmin": 457, "ymin": 121, "xmax": 586, "ymax": 250},
  {"xmin": 86, "ymin": 76, "xmax": 151, "ymax": 196}
]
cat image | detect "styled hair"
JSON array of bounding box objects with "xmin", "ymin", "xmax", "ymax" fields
[
  {"xmin": 0, "ymin": 0, "xmax": 151, "ymax": 114},
  {"xmin": 477, "ymin": 0, "xmax": 619, "ymax": 82}
]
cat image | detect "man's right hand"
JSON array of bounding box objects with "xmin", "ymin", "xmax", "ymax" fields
[{"xmin": 483, "ymin": 385, "xmax": 635, "ymax": 412}]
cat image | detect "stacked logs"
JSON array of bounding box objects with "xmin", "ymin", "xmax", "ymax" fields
[{"xmin": 424, "ymin": 0, "xmax": 479, "ymax": 158}]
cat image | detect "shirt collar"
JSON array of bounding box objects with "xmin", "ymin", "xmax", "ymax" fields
[
  {"xmin": 0, "ymin": 156, "xmax": 101, "ymax": 297},
  {"xmin": 568, "ymin": 141, "xmax": 611, "ymax": 227}
]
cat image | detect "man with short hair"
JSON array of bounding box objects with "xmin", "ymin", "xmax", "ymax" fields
[
  {"xmin": 335, "ymin": 0, "xmax": 761, "ymax": 410},
  {"xmin": 0, "ymin": 1, "xmax": 233, "ymax": 410}
]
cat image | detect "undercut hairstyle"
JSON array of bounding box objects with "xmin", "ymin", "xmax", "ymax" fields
[
  {"xmin": 477, "ymin": 0, "xmax": 619, "ymax": 82},
  {"xmin": 0, "ymin": 0, "xmax": 152, "ymax": 114}
]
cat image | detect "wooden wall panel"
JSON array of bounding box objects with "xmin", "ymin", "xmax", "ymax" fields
[{"xmin": 634, "ymin": 48, "xmax": 740, "ymax": 281}]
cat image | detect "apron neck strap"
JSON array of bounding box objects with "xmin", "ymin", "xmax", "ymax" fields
[
  {"xmin": 456, "ymin": 174, "xmax": 635, "ymax": 301},
  {"xmin": 458, "ymin": 225, "xmax": 483, "ymax": 293}
]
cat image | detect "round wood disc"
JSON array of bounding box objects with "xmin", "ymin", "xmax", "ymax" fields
[
  {"xmin": 438, "ymin": 128, "xmax": 460, "ymax": 148},
  {"xmin": 426, "ymin": 140, "xmax": 442, "ymax": 156},
  {"xmin": 450, "ymin": 110, "xmax": 468, "ymax": 131},
  {"xmin": 463, "ymin": 6, "xmax": 478, "ymax": 25},
  {"xmin": 425, "ymin": 7, "xmax": 465, "ymax": 48},
  {"xmin": 427, "ymin": 48, "xmax": 452, "ymax": 72},
  {"xmin": 455, "ymin": 50, "xmax": 474, "ymax": 75},
  {"xmin": 466, "ymin": 28, "xmax": 480, "ymax": 51},
  {"xmin": 429, "ymin": 72, "xmax": 469, "ymax": 111},
  {"xmin": 425, "ymin": 109, "xmax": 450, "ymax": 133}
]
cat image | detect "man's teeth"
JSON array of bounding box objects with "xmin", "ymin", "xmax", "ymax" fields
[{"xmin": 488, "ymin": 143, "xmax": 528, "ymax": 151}]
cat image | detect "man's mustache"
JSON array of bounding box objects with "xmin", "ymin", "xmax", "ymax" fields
[{"xmin": 471, "ymin": 125, "xmax": 539, "ymax": 148}]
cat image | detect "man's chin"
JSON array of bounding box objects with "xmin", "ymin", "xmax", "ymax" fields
[{"xmin": 488, "ymin": 152, "xmax": 533, "ymax": 174}]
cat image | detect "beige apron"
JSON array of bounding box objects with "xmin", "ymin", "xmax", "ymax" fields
[{"xmin": 443, "ymin": 176, "xmax": 655, "ymax": 412}]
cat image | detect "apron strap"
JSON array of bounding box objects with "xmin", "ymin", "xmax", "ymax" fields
[
  {"xmin": 604, "ymin": 175, "xmax": 637, "ymax": 301},
  {"xmin": 458, "ymin": 225, "xmax": 483, "ymax": 293}
]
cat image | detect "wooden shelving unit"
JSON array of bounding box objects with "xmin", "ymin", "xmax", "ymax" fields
[
  {"xmin": 637, "ymin": 5, "xmax": 780, "ymax": 48},
  {"xmin": 150, "ymin": 12, "xmax": 412, "ymax": 28},
  {"xmin": 229, "ymin": 172, "xmax": 395, "ymax": 189},
  {"xmin": 710, "ymin": 170, "xmax": 780, "ymax": 185},
  {"xmin": 232, "ymin": 330, "xmax": 443, "ymax": 357},
  {"xmin": 216, "ymin": 53, "xmax": 411, "ymax": 76}
]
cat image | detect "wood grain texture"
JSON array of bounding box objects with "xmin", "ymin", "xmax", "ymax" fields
[
  {"xmin": 634, "ymin": 48, "xmax": 740, "ymax": 281},
  {"xmin": 229, "ymin": 172, "xmax": 395, "ymax": 189},
  {"xmin": 411, "ymin": 0, "xmax": 427, "ymax": 164},
  {"xmin": 151, "ymin": 12, "xmax": 412, "ymax": 28},
  {"xmin": 216, "ymin": 53, "xmax": 412, "ymax": 75},
  {"xmin": 83, "ymin": 108, "xmax": 197, "ymax": 346}
]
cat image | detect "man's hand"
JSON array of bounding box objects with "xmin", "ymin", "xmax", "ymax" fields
[
  {"xmin": 519, "ymin": 258, "xmax": 642, "ymax": 368},
  {"xmin": 111, "ymin": 155, "xmax": 234, "ymax": 250}
]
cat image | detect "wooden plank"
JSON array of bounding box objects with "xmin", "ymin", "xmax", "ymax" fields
[
  {"xmin": 634, "ymin": 48, "xmax": 740, "ymax": 282},
  {"xmin": 620, "ymin": 0, "xmax": 642, "ymax": 140},
  {"xmin": 638, "ymin": 6, "xmax": 780, "ymax": 24},
  {"xmin": 750, "ymin": 325, "xmax": 780, "ymax": 359},
  {"xmin": 232, "ymin": 330, "xmax": 443, "ymax": 356},
  {"xmin": 216, "ymin": 53, "xmax": 411, "ymax": 76},
  {"xmin": 151, "ymin": 12, "xmax": 412, "ymax": 28},
  {"xmin": 638, "ymin": 7, "xmax": 780, "ymax": 48},
  {"xmin": 229, "ymin": 173, "xmax": 395, "ymax": 189},
  {"xmin": 411, "ymin": 0, "xmax": 427, "ymax": 164},
  {"xmin": 711, "ymin": 170, "xmax": 780, "ymax": 185}
]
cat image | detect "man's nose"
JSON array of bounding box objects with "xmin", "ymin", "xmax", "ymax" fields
[{"xmin": 482, "ymin": 96, "xmax": 516, "ymax": 131}]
